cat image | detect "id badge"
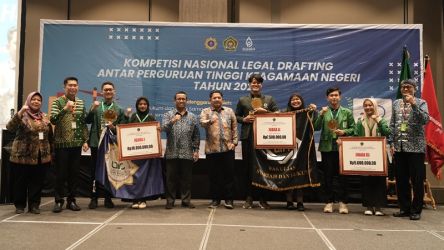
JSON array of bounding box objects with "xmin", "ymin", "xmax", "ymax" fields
[
  {"xmin": 71, "ymin": 122, "xmax": 77, "ymax": 129},
  {"xmin": 342, "ymin": 121, "xmax": 347, "ymax": 128},
  {"xmin": 38, "ymin": 132, "xmax": 44, "ymax": 140},
  {"xmin": 400, "ymin": 122, "xmax": 408, "ymax": 132}
]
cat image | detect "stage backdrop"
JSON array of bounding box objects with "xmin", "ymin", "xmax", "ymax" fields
[{"xmin": 39, "ymin": 21, "xmax": 422, "ymax": 153}]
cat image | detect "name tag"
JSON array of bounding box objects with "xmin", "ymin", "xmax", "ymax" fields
[
  {"xmin": 342, "ymin": 121, "xmax": 347, "ymax": 128},
  {"xmin": 39, "ymin": 132, "xmax": 44, "ymax": 140},
  {"xmin": 71, "ymin": 122, "xmax": 77, "ymax": 129},
  {"xmin": 400, "ymin": 123, "xmax": 408, "ymax": 132}
]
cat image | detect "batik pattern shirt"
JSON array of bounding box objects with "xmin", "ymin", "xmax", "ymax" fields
[
  {"xmin": 200, "ymin": 106, "xmax": 238, "ymax": 154},
  {"xmin": 389, "ymin": 98, "xmax": 429, "ymax": 153},
  {"xmin": 162, "ymin": 109, "xmax": 200, "ymax": 160}
]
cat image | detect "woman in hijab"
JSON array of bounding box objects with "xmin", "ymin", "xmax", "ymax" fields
[
  {"xmin": 6, "ymin": 92, "xmax": 53, "ymax": 214},
  {"xmin": 284, "ymin": 93, "xmax": 320, "ymax": 211},
  {"xmin": 354, "ymin": 98, "xmax": 390, "ymax": 216},
  {"xmin": 128, "ymin": 97, "xmax": 155, "ymax": 124},
  {"xmin": 127, "ymin": 97, "xmax": 156, "ymax": 208}
]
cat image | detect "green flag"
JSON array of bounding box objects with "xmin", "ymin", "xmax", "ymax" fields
[{"xmin": 396, "ymin": 46, "xmax": 412, "ymax": 99}]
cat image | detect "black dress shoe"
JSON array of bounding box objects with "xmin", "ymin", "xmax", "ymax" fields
[
  {"xmin": 165, "ymin": 202, "xmax": 174, "ymax": 209},
  {"xmin": 88, "ymin": 198, "xmax": 98, "ymax": 209},
  {"xmin": 67, "ymin": 202, "xmax": 81, "ymax": 211},
  {"xmin": 29, "ymin": 206, "xmax": 40, "ymax": 214},
  {"xmin": 181, "ymin": 202, "xmax": 195, "ymax": 208},
  {"xmin": 393, "ymin": 211, "xmax": 410, "ymax": 217},
  {"xmin": 208, "ymin": 200, "xmax": 221, "ymax": 208},
  {"xmin": 52, "ymin": 202, "xmax": 64, "ymax": 213},
  {"xmin": 286, "ymin": 202, "xmax": 296, "ymax": 210},
  {"xmin": 104, "ymin": 198, "xmax": 115, "ymax": 208},
  {"xmin": 410, "ymin": 213, "xmax": 421, "ymax": 220},
  {"xmin": 296, "ymin": 202, "xmax": 305, "ymax": 211},
  {"xmin": 15, "ymin": 208, "xmax": 25, "ymax": 214}
]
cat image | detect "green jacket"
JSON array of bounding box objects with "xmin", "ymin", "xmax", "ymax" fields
[
  {"xmin": 354, "ymin": 116, "xmax": 390, "ymax": 137},
  {"xmin": 50, "ymin": 96, "xmax": 89, "ymax": 148},
  {"xmin": 314, "ymin": 106, "xmax": 355, "ymax": 152},
  {"xmin": 85, "ymin": 101, "xmax": 128, "ymax": 148}
]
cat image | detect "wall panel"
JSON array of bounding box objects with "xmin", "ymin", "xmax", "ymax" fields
[{"xmin": 24, "ymin": 0, "xmax": 67, "ymax": 104}]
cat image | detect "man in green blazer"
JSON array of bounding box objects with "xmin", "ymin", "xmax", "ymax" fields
[
  {"xmin": 85, "ymin": 81, "xmax": 129, "ymax": 209},
  {"xmin": 235, "ymin": 73, "xmax": 279, "ymax": 209},
  {"xmin": 314, "ymin": 87, "xmax": 355, "ymax": 214}
]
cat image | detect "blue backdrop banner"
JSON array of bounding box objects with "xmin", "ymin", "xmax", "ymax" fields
[{"xmin": 39, "ymin": 21, "xmax": 422, "ymax": 137}]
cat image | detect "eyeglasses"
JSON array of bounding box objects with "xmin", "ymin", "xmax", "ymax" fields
[{"xmin": 401, "ymin": 85, "xmax": 414, "ymax": 89}]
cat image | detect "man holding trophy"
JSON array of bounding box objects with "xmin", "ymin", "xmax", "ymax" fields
[
  {"xmin": 314, "ymin": 87, "xmax": 355, "ymax": 214},
  {"xmin": 85, "ymin": 81, "xmax": 129, "ymax": 209},
  {"xmin": 235, "ymin": 73, "xmax": 279, "ymax": 209}
]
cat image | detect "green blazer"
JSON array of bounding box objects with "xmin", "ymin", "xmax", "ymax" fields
[
  {"xmin": 314, "ymin": 106, "xmax": 355, "ymax": 152},
  {"xmin": 85, "ymin": 101, "xmax": 128, "ymax": 148},
  {"xmin": 235, "ymin": 94, "xmax": 279, "ymax": 140},
  {"xmin": 354, "ymin": 116, "xmax": 390, "ymax": 137}
]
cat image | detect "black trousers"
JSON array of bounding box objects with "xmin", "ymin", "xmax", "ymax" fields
[
  {"xmin": 241, "ymin": 139, "xmax": 268, "ymax": 201},
  {"xmin": 54, "ymin": 147, "xmax": 81, "ymax": 203},
  {"xmin": 207, "ymin": 151, "xmax": 235, "ymax": 201},
  {"xmin": 394, "ymin": 152, "xmax": 425, "ymax": 214},
  {"xmin": 90, "ymin": 147, "xmax": 112, "ymax": 199},
  {"xmin": 11, "ymin": 161, "xmax": 48, "ymax": 209},
  {"xmin": 165, "ymin": 158, "xmax": 193, "ymax": 204},
  {"xmin": 321, "ymin": 151, "xmax": 348, "ymax": 203},
  {"xmin": 361, "ymin": 176, "xmax": 387, "ymax": 208}
]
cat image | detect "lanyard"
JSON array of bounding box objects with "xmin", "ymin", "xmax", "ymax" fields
[
  {"xmin": 401, "ymin": 102, "xmax": 411, "ymax": 121},
  {"xmin": 101, "ymin": 101, "xmax": 114, "ymax": 112},
  {"xmin": 330, "ymin": 108, "xmax": 339, "ymax": 120},
  {"xmin": 364, "ymin": 117, "xmax": 376, "ymax": 136},
  {"xmin": 136, "ymin": 114, "xmax": 149, "ymax": 122}
]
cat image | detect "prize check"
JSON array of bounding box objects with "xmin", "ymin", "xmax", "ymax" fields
[
  {"xmin": 339, "ymin": 137, "xmax": 387, "ymax": 176},
  {"xmin": 117, "ymin": 122, "xmax": 162, "ymax": 161},
  {"xmin": 254, "ymin": 113, "xmax": 296, "ymax": 149}
]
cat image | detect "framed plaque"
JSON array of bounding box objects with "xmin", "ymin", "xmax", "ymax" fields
[
  {"xmin": 339, "ymin": 136, "xmax": 388, "ymax": 176},
  {"xmin": 116, "ymin": 121, "xmax": 162, "ymax": 161},
  {"xmin": 254, "ymin": 113, "xmax": 296, "ymax": 149}
]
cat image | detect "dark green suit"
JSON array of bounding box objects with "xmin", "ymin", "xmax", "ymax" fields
[
  {"xmin": 235, "ymin": 93, "xmax": 278, "ymax": 199},
  {"xmin": 235, "ymin": 94, "xmax": 279, "ymax": 140}
]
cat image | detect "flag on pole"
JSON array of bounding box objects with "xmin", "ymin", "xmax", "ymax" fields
[
  {"xmin": 422, "ymin": 56, "xmax": 444, "ymax": 179},
  {"xmin": 396, "ymin": 46, "xmax": 412, "ymax": 99}
]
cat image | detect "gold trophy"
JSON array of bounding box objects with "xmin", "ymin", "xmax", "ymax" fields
[
  {"xmin": 328, "ymin": 120, "xmax": 338, "ymax": 138},
  {"xmin": 250, "ymin": 97, "xmax": 263, "ymax": 115},
  {"xmin": 103, "ymin": 109, "xmax": 118, "ymax": 123},
  {"xmin": 251, "ymin": 98, "xmax": 262, "ymax": 109}
]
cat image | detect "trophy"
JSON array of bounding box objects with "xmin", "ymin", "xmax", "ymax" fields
[
  {"xmin": 251, "ymin": 98, "xmax": 262, "ymax": 109},
  {"xmin": 327, "ymin": 120, "xmax": 338, "ymax": 130},
  {"xmin": 250, "ymin": 97, "xmax": 263, "ymax": 115},
  {"xmin": 328, "ymin": 120, "xmax": 338, "ymax": 138},
  {"xmin": 103, "ymin": 109, "xmax": 118, "ymax": 123}
]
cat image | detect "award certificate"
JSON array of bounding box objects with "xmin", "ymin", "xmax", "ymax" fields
[
  {"xmin": 116, "ymin": 122, "xmax": 162, "ymax": 161},
  {"xmin": 254, "ymin": 113, "xmax": 295, "ymax": 149},
  {"xmin": 339, "ymin": 137, "xmax": 387, "ymax": 176}
]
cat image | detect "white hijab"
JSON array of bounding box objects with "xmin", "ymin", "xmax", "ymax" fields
[{"xmin": 361, "ymin": 98, "xmax": 379, "ymax": 137}]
